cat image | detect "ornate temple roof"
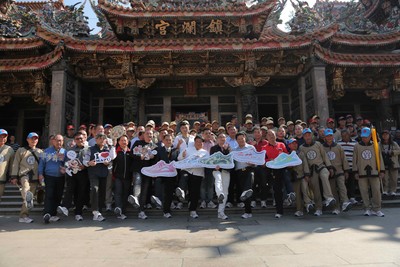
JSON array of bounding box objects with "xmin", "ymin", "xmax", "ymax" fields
[
  {"xmin": 0, "ymin": 37, "xmax": 46, "ymax": 51},
  {"xmin": 0, "ymin": 43, "xmax": 64, "ymax": 72}
]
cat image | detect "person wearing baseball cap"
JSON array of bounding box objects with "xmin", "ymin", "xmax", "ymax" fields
[
  {"xmin": 380, "ymin": 129, "xmax": 400, "ymax": 197},
  {"xmin": 322, "ymin": 128, "xmax": 353, "ymax": 214},
  {"xmin": 285, "ymin": 121, "xmax": 295, "ymax": 139},
  {"xmin": 0, "ymin": 129, "xmax": 15, "ymax": 205},
  {"xmin": 244, "ymin": 120, "xmax": 254, "ymax": 142},
  {"xmin": 287, "ymin": 138, "xmax": 313, "ymax": 217},
  {"xmin": 104, "ymin": 124, "xmax": 113, "ymax": 137},
  {"xmin": 326, "ymin": 118, "xmax": 341, "ymax": 141},
  {"xmin": 211, "ymin": 120, "xmax": 219, "ymax": 135},
  {"xmin": 278, "ymin": 117, "xmax": 286, "ymax": 126},
  {"xmin": 161, "ymin": 122, "xmax": 169, "ymax": 131},
  {"xmin": 353, "ymin": 127, "xmax": 385, "ymax": 217},
  {"xmin": 10, "ymin": 132, "xmax": 42, "ymax": 223},
  {"xmin": 337, "ymin": 116, "xmax": 346, "ymax": 131},
  {"xmin": 79, "ymin": 124, "xmax": 87, "ymax": 131},
  {"xmin": 299, "ymin": 128, "xmax": 336, "ymax": 216}
]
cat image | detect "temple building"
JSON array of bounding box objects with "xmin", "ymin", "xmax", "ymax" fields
[{"xmin": 0, "ymin": 0, "xmax": 399, "ymax": 143}]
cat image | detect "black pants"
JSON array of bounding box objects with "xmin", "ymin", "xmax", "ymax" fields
[
  {"xmin": 162, "ymin": 177, "xmax": 176, "ymax": 213},
  {"xmin": 252, "ymin": 166, "xmax": 269, "ymax": 201},
  {"xmin": 228, "ymin": 170, "xmax": 241, "ymax": 203},
  {"xmin": 89, "ymin": 174, "xmax": 107, "ymax": 212},
  {"xmin": 346, "ymin": 172, "xmax": 356, "ymax": 198},
  {"xmin": 235, "ymin": 169, "xmax": 253, "ymax": 214},
  {"xmin": 139, "ymin": 174, "xmax": 153, "ymax": 211},
  {"xmin": 270, "ymin": 168, "xmax": 285, "ymax": 215},
  {"xmin": 187, "ymin": 173, "xmax": 203, "ymax": 211},
  {"xmin": 62, "ymin": 171, "xmax": 88, "ymax": 215},
  {"xmin": 44, "ymin": 175, "xmax": 65, "ymax": 216},
  {"xmin": 114, "ymin": 178, "xmax": 132, "ymax": 213}
]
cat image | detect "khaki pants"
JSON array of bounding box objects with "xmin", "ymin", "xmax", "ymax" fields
[
  {"xmin": 310, "ymin": 168, "xmax": 333, "ymax": 210},
  {"xmin": 20, "ymin": 176, "xmax": 37, "ymax": 218},
  {"xmin": 358, "ymin": 177, "xmax": 381, "ymax": 211},
  {"xmin": 383, "ymin": 168, "xmax": 398, "ymax": 194},
  {"xmin": 293, "ymin": 178, "xmax": 313, "ymax": 212},
  {"xmin": 329, "ymin": 175, "xmax": 349, "ymax": 209},
  {"xmin": 0, "ymin": 183, "xmax": 5, "ymax": 200}
]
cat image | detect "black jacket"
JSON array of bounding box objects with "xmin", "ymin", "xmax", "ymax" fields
[
  {"xmin": 156, "ymin": 145, "xmax": 179, "ymax": 163},
  {"xmin": 131, "ymin": 140, "xmax": 158, "ymax": 172},
  {"xmin": 113, "ymin": 148, "xmax": 134, "ymax": 179}
]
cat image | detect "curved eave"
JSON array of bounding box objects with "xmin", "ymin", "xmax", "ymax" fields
[
  {"xmin": 261, "ymin": 24, "xmax": 338, "ymax": 44},
  {"xmin": 331, "ymin": 32, "xmax": 400, "ymax": 47},
  {"xmin": 97, "ymin": 0, "xmax": 275, "ymax": 19},
  {"xmin": 314, "ymin": 44, "xmax": 400, "ymax": 67},
  {"xmin": 0, "ymin": 37, "xmax": 46, "ymax": 51},
  {"xmin": 0, "ymin": 46, "xmax": 63, "ymax": 72}
]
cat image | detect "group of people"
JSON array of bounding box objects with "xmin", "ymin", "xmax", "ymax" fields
[{"xmin": 0, "ymin": 113, "xmax": 397, "ymax": 224}]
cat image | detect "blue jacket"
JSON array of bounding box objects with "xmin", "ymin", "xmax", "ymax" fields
[{"xmin": 38, "ymin": 147, "xmax": 66, "ymax": 177}]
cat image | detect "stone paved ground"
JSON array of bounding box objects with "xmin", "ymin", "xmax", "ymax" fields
[{"xmin": 1, "ymin": 208, "xmax": 400, "ymax": 267}]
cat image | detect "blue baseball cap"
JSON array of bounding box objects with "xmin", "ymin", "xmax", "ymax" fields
[
  {"xmin": 287, "ymin": 138, "xmax": 298, "ymax": 145},
  {"xmin": 27, "ymin": 132, "xmax": 39, "ymax": 139},
  {"xmin": 360, "ymin": 127, "xmax": 371, "ymax": 138},
  {"xmin": 324, "ymin": 128, "xmax": 333, "ymax": 136},
  {"xmin": 302, "ymin": 128, "xmax": 312, "ymax": 135},
  {"xmin": 104, "ymin": 124, "xmax": 113, "ymax": 129},
  {"xmin": 0, "ymin": 129, "xmax": 8, "ymax": 136}
]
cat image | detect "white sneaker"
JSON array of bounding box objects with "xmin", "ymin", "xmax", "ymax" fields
[
  {"xmin": 314, "ymin": 210, "xmax": 323, "ymax": 216},
  {"xmin": 127, "ymin": 195, "xmax": 140, "ymax": 208},
  {"xmin": 43, "ymin": 213, "xmax": 51, "ymax": 224},
  {"xmin": 325, "ymin": 198, "xmax": 336, "ymax": 208},
  {"xmin": 117, "ymin": 214, "xmax": 127, "ymax": 220},
  {"xmin": 151, "ymin": 195, "xmax": 163, "ymax": 209},
  {"xmin": 349, "ymin": 198, "xmax": 358, "ymax": 205},
  {"xmin": 275, "ymin": 213, "xmax": 283, "ymax": 219},
  {"xmin": 138, "ymin": 211, "xmax": 148, "ymax": 219},
  {"xmin": 306, "ymin": 203, "xmax": 315, "ymax": 214},
  {"xmin": 175, "ymin": 187, "xmax": 185, "ymax": 202},
  {"xmin": 241, "ymin": 213, "xmax": 252, "ymax": 219},
  {"xmin": 19, "ymin": 217, "xmax": 33, "ymax": 223},
  {"xmin": 372, "ymin": 210, "xmax": 385, "ymax": 217},
  {"xmin": 332, "ymin": 209, "xmax": 340, "ymax": 215},
  {"xmin": 190, "ymin": 211, "xmax": 199, "ymax": 219},
  {"xmin": 114, "ymin": 207, "xmax": 122, "ymax": 216},
  {"xmin": 176, "ymin": 202, "xmax": 184, "ymax": 210},
  {"xmin": 170, "ymin": 202, "xmax": 177, "ymax": 209},
  {"xmin": 57, "ymin": 206, "xmax": 69, "ymax": 216},
  {"xmin": 287, "ymin": 192, "xmax": 296, "ymax": 203},
  {"xmin": 342, "ymin": 202, "xmax": 353, "ymax": 212},
  {"xmin": 207, "ymin": 201, "xmax": 217, "ymax": 209},
  {"xmin": 75, "ymin": 215, "xmax": 83, "ymax": 221},
  {"xmin": 163, "ymin": 213, "xmax": 172, "ymax": 218},
  {"xmin": 225, "ymin": 202, "xmax": 233, "ymax": 208},
  {"xmin": 240, "ymin": 189, "xmax": 253, "ymax": 201},
  {"xmin": 260, "ymin": 201, "xmax": 267, "ymax": 208},
  {"xmin": 390, "ymin": 192, "xmax": 397, "ymax": 197},
  {"xmin": 364, "ymin": 209, "xmax": 372, "ymax": 216},
  {"xmin": 146, "ymin": 203, "xmax": 153, "ymax": 209},
  {"xmin": 200, "ymin": 201, "xmax": 207, "ymax": 209},
  {"xmin": 218, "ymin": 212, "xmax": 228, "ymax": 220},
  {"xmin": 294, "ymin": 211, "xmax": 303, "ymax": 217},
  {"xmin": 382, "ymin": 191, "xmax": 388, "ymax": 196},
  {"xmin": 106, "ymin": 203, "xmax": 112, "ymax": 211},
  {"xmin": 250, "ymin": 201, "xmax": 256, "ymax": 208},
  {"xmin": 92, "ymin": 211, "xmax": 105, "ymax": 221},
  {"xmin": 25, "ymin": 191, "xmax": 34, "ymax": 210},
  {"xmin": 49, "ymin": 216, "xmax": 60, "ymax": 222},
  {"xmin": 237, "ymin": 202, "xmax": 245, "ymax": 208}
]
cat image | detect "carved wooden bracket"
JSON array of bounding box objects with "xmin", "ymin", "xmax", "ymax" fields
[
  {"xmin": 224, "ymin": 73, "xmax": 270, "ymax": 87},
  {"xmin": 330, "ymin": 67, "xmax": 345, "ymax": 100},
  {"xmin": 365, "ymin": 88, "xmax": 390, "ymax": 100}
]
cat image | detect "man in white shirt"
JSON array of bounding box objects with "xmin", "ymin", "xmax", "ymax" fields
[{"xmin": 177, "ymin": 135, "xmax": 208, "ymax": 218}]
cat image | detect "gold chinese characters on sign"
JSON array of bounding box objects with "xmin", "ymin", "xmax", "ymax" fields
[
  {"xmin": 155, "ymin": 19, "xmax": 223, "ymax": 36},
  {"xmin": 182, "ymin": 21, "xmax": 196, "ymax": 35},
  {"xmin": 155, "ymin": 20, "xmax": 170, "ymax": 35}
]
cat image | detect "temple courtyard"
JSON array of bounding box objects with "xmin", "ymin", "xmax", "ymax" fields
[{"xmin": 0, "ymin": 207, "xmax": 399, "ymax": 267}]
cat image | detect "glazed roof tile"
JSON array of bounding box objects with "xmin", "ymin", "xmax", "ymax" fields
[
  {"xmin": 97, "ymin": 0, "xmax": 275, "ymax": 18},
  {"xmin": 331, "ymin": 31, "xmax": 400, "ymax": 46},
  {"xmin": 0, "ymin": 37, "xmax": 46, "ymax": 51},
  {"xmin": 18, "ymin": 0, "xmax": 64, "ymax": 11}
]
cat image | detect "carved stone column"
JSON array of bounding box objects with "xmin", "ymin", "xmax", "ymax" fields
[
  {"xmin": 49, "ymin": 64, "xmax": 68, "ymax": 135},
  {"xmin": 124, "ymin": 86, "xmax": 140, "ymax": 123},
  {"xmin": 310, "ymin": 60, "xmax": 329, "ymax": 125},
  {"xmin": 239, "ymin": 85, "xmax": 258, "ymax": 122}
]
